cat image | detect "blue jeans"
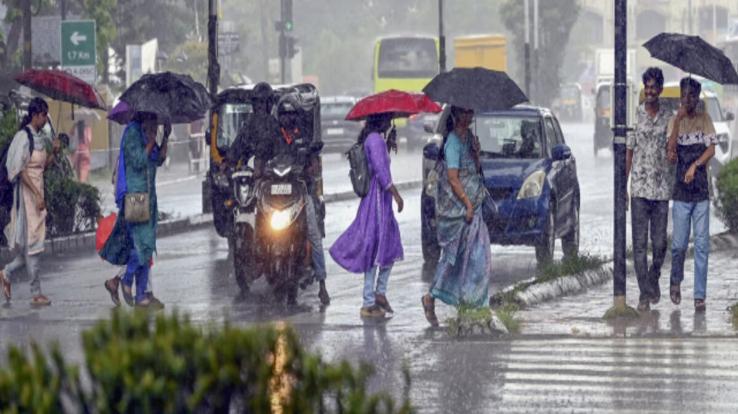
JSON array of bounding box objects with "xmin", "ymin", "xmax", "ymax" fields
[
  {"xmin": 306, "ymin": 196, "xmax": 327, "ymax": 281},
  {"xmin": 670, "ymin": 200, "xmax": 710, "ymax": 300},
  {"xmin": 121, "ymin": 248, "xmax": 150, "ymax": 303},
  {"xmin": 363, "ymin": 265, "xmax": 392, "ymax": 308}
]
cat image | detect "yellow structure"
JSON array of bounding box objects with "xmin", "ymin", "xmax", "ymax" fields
[
  {"xmin": 453, "ymin": 34, "xmax": 507, "ymax": 72},
  {"xmin": 46, "ymin": 99, "xmax": 109, "ymax": 153},
  {"xmin": 372, "ymin": 36, "xmax": 439, "ymax": 94}
]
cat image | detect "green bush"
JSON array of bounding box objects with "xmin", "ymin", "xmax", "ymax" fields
[
  {"xmin": 716, "ymin": 158, "xmax": 738, "ymax": 232},
  {"xmin": 0, "ymin": 311, "xmax": 413, "ymax": 414},
  {"xmin": 44, "ymin": 155, "xmax": 101, "ymax": 237}
]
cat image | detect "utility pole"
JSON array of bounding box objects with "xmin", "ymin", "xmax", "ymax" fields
[
  {"xmin": 524, "ymin": 0, "xmax": 530, "ymax": 97},
  {"xmin": 277, "ymin": 0, "xmax": 295, "ymax": 84},
  {"xmin": 532, "ymin": 0, "xmax": 539, "ymax": 103},
  {"xmin": 22, "ymin": 0, "xmax": 31, "ymax": 69},
  {"xmin": 207, "ymin": 0, "xmax": 219, "ymax": 99},
  {"xmin": 61, "ymin": 0, "xmax": 67, "ymax": 20},
  {"xmin": 688, "ymin": 0, "xmax": 693, "ymax": 35},
  {"xmin": 438, "ymin": 0, "xmax": 446, "ymax": 73},
  {"xmin": 607, "ymin": 0, "xmax": 634, "ymax": 318}
]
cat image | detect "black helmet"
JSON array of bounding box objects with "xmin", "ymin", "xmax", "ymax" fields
[{"xmin": 252, "ymin": 82, "xmax": 273, "ymax": 101}]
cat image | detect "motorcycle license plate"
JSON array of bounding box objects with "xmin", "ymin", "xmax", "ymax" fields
[
  {"xmin": 326, "ymin": 128, "xmax": 344, "ymax": 135},
  {"xmin": 271, "ymin": 184, "xmax": 292, "ymax": 195}
]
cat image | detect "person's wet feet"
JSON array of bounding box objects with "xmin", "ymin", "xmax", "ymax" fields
[
  {"xmin": 670, "ymin": 284, "xmax": 681, "ymax": 305},
  {"xmin": 422, "ymin": 294, "xmax": 439, "ymax": 327},
  {"xmin": 318, "ymin": 280, "xmax": 330, "ymax": 306},
  {"xmin": 650, "ymin": 277, "xmax": 661, "ymax": 305},
  {"xmin": 104, "ymin": 277, "xmax": 121, "ymax": 306},
  {"xmin": 360, "ymin": 305, "xmax": 386, "ymax": 319},
  {"xmin": 694, "ymin": 299, "xmax": 706, "ymax": 313},
  {"xmin": 637, "ymin": 299, "xmax": 651, "ymax": 313},
  {"xmin": 374, "ymin": 292, "xmax": 394, "ymax": 314},
  {"xmin": 30, "ymin": 294, "xmax": 51, "ymax": 307},
  {"xmin": 0, "ymin": 270, "xmax": 11, "ymax": 302},
  {"xmin": 135, "ymin": 293, "xmax": 164, "ymax": 311},
  {"xmin": 121, "ymin": 283, "xmax": 134, "ymax": 307}
]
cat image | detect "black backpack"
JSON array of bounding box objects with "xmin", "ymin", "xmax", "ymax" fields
[
  {"xmin": 0, "ymin": 127, "xmax": 35, "ymax": 208},
  {"xmin": 346, "ymin": 141, "xmax": 370, "ymax": 198}
]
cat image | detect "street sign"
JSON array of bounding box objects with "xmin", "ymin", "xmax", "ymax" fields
[
  {"xmin": 218, "ymin": 31, "xmax": 240, "ymax": 55},
  {"xmin": 61, "ymin": 20, "xmax": 96, "ymax": 84}
]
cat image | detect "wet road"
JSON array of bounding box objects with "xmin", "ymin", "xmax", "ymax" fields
[{"xmin": 2, "ymin": 122, "xmax": 737, "ymax": 413}]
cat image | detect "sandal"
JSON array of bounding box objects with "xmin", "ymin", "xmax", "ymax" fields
[
  {"xmin": 104, "ymin": 278, "xmax": 121, "ymax": 306},
  {"xmin": 421, "ymin": 294, "xmax": 439, "ymax": 327},
  {"xmin": 0, "ymin": 271, "xmax": 11, "ymax": 301},
  {"xmin": 375, "ymin": 293, "xmax": 394, "ymax": 314},
  {"xmin": 670, "ymin": 284, "xmax": 681, "ymax": 305},
  {"xmin": 694, "ymin": 299, "xmax": 706, "ymax": 312},
  {"xmin": 121, "ymin": 283, "xmax": 134, "ymax": 307},
  {"xmin": 30, "ymin": 294, "xmax": 51, "ymax": 307}
]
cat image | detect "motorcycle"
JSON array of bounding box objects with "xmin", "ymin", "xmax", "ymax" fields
[{"xmin": 219, "ymin": 144, "xmax": 319, "ymax": 304}]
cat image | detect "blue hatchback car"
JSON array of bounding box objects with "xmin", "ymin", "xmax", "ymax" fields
[{"xmin": 421, "ymin": 105, "xmax": 580, "ymax": 266}]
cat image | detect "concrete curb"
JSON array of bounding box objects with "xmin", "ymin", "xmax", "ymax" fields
[
  {"xmin": 495, "ymin": 229, "xmax": 737, "ymax": 309},
  {"xmin": 43, "ymin": 180, "xmax": 423, "ymax": 256},
  {"xmin": 514, "ymin": 266, "xmax": 613, "ymax": 307}
]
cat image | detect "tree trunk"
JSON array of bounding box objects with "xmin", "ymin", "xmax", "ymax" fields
[{"xmin": 22, "ymin": 0, "xmax": 32, "ymax": 69}]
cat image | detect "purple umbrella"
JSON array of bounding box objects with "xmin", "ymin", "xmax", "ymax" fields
[{"xmin": 108, "ymin": 100, "xmax": 133, "ymax": 125}]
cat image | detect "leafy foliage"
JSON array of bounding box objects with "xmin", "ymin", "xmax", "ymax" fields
[
  {"xmin": 500, "ymin": 0, "xmax": 581, "ymax": 106},
  {"xmin": 716, "ymin": 158, "xmax": 738, "ymax": 232},
  {"xmin": 0, "ymin": 311, "xmax": 413, "ymax": 413},
  {"xmin": 44, "ymin": 153, "xmax": 101, "ymax": 237}
]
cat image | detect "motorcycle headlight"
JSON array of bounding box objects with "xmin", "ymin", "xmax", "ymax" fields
[
  {"xmin": 517, "ymin": 170, "xmax": 546, "ymax": 200},
  {"xmin": 270, "ymin": 203, "xmax": 303, "ymax": 231}
]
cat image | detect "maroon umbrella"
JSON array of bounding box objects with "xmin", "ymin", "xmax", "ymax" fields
[
  {"xmin": 15, "ymin": 69, "xmax": 106, "ymax": 110},
  {"xmin": 345, "ymin": 89, "xmax": 442, "ymax": 121}
]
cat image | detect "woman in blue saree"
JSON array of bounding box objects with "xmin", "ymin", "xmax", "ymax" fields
[
  {"xmin": 421, "ymin": 106, "xmax": 492, "ymax": 327},
  {"xmin": 101, "ymin": 112, "xmax": 169, "ymax": 309}
]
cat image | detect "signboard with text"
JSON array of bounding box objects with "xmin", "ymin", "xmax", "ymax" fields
[{"xmin": 61, "ymin": 20, "xmax": 96, "ymax": 84}]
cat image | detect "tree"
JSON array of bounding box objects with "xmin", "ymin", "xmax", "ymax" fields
[
  {"xmin": 163, "ymin": 40, "xmax": 208, "ymax": 84},
  {"xmin": 500, "ymin": 0, "xmax": 580, "ymax": 107}
]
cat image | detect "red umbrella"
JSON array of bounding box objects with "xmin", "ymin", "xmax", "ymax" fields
[
  {"xmin": 345, "ymin": 89, "xmax": 442, "ymax": 121},
  {"xmin": 15, "ymin": 69, "xmax": 106, "ymax": 110}
]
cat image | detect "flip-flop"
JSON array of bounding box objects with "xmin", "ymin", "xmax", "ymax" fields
[
  {"xmin": 104, "ymin": 279, "xmax": 121, "ymax": 306},
  {"xmin": 30, "ymin": 294, "xmax": 51, "ymax": 307},
  {"xmin": 121, "ymin": 283, "xmax": 134, "ymax": 307},
  {"xmin": 0, "ymin": 271, "xmax": 11, "ymax": 301},
  {"xmin": 422, "ymin": 294, "xmax": 439, "ymax": 327}
]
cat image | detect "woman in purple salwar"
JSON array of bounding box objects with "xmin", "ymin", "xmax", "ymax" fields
[{"xmin": 330, "ymin": 114, "xmax": 404, "ymax": 319}]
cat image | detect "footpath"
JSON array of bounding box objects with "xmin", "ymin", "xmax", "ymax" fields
[{"xmin": 517, "ymin": 233, "xmax": 738, "ymax": 337}]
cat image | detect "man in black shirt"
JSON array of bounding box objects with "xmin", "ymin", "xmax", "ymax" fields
[{"xmin": 666, "ymin": 77, "xmax": 716, "ymax": 312}]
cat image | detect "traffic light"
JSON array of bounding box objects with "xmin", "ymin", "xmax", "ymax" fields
[
  {"xmin": 281, "ymin": 0, "xmax": 293, "ymax": 32},
  {"xmin": 280, "ymin": 35, "xmax": 298, "ymax": 59}
]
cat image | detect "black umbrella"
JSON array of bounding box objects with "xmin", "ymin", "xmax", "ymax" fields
[
  {"xmin": 119, "ymin": 71, "xmax": 211, "ymax": 123},
  {"xmin": 422, "ymin": 67, "xmax": 528, "ymax": 112},
  {"xmin": 643, "ymin": 33, "xmax": 738, "ymax": 84}
]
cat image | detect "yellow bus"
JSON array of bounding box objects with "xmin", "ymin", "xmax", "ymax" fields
[
  {"xmin": 453, "ymin": 34, "xmax": 507, "ymax": 72},
  {"xmin": 372, "ymin": 36, "xmax": 439, "ymax": 94}
]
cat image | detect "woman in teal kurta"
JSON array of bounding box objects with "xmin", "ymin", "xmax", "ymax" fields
[{"xmin": 100, "ymin": 113, "xmax": 169, "ymax": 308}]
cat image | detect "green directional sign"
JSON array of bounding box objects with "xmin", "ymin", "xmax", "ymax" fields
[{"xmin": 61, "ymin": 20, "xmax": 96, "ymax": 83}]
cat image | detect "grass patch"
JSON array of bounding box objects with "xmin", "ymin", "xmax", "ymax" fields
[
  {"xmin": 446, "ymin": 305, "xmax": 494, "ymax": 336},
  {"xmin": 536, "ymin": 254, "xmax": 606, "ymax": 283},
  {"xmin": 495, "ymin": 303, "xmax": 521, "ymax": 334}
]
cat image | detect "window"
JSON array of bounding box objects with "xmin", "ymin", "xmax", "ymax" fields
[
  {"xmin": 377, "ymin": 37, "xmax": 438, "ymax": 79},
  {"xmin": 218, "ymin": 103, "xmax": 252, "ymax": 148},
  {"xmin": 322, "ymin": 102, "xmax": 353, "ymax": 118},
  {"xmin": 544, "ymin": 118, "xmax": 558, "ymax": 152},
  {"xmin": 475, "ymin": 115, "xmax": 543, "ymax": 159},
  {"xmin": 552, "ymin": 117, "xmax": 566, "ymax": 145}
]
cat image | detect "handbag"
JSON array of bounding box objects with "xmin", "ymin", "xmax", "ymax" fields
[{"xmin": 124, "ymin": 169, "xmax": 150, "ymax": 223}]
